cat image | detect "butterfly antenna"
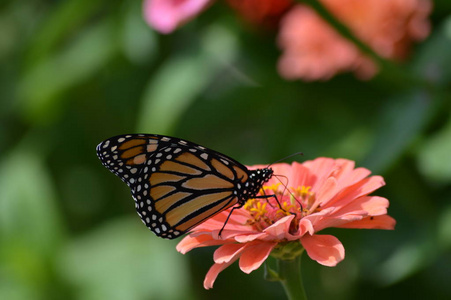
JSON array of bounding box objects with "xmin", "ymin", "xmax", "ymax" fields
[
  {"xmin": 267, "ymin": 152, "xmax": 304, "ymax": 168},
  {"xmin": 273, "ymin": 173, "xmax": 303, "ymax": 210}
]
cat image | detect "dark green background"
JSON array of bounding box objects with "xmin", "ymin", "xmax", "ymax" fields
[{"xmin": 1, "ymin": 0, "xmax": 451, "ymax": 299}]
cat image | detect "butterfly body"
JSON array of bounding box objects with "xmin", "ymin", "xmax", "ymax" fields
[{"xmin": 97, "ymin": 134, "xmax": 273, "ymax": 239}]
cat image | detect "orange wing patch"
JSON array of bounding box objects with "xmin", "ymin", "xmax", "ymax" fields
[
  {"xmin": 155, "ymin": 191, "xmax": 192, "ymax": 213},
  {"xmin": 165, "ymin": 191, "xmax": 233, "ymax": 227},
  {"xmin": 122, "ymin": 146, "xmax": 145, "ymax": 159},
  {"xmin": 119, "ymin": 138, "xmax": 146, "ymax": 150},
  {"xmin": 150, "ymin": 185, "xmax": 176, "ymax": 200},
  {"xmin": 159, "ymin": 160, "xmax": 202, "ymax": 176},
  {"xmin": 233, "ymin": 165, "xmax": 248, "ymax": 182},
  {"xmin": 149, "ymin": 172, "xmax": 186, "ymax": 185},
  {"xmin": 174, "ymin": 196, "xmax": 237, "ymax": 231},
  {"xmin": 211, "ymin": 158, "xmax": 234, "ymax": 180},
  {"xmin": 175, "ymin": 152, "xmax": 211, "ymax": 171},
  {"xmin": 182, "ymin": 174, "xmax": 234, "ymax": 190}
]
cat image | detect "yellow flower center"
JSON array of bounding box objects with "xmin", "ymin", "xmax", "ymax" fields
[
  {"xmin": 243, "ymin": 184, "xmax": 319, "ymax": 233},
  {"xmin": 293, "ymin": 185, "xmax": 317, "ymax": 214}
]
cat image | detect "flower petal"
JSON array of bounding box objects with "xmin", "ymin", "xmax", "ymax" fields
[
  {"xmin": 210, "ymin": 227, "xmax": 261, "ymax": 241},
  {"xmin": 336, "ymin": 215, "xmax": 396, "ymax": 230},
  {"xmin": 331, "ymin": 158, "xmax": 357, "ymax": 179},
  {"xmin": 234, "ymin": 232, "xmax": 267, "ymax": 243},
  {"xmin": 204, "ymin": 260, "xmax": 236, "ymax": 289},
  {"xmin": 288, "ymin": 162, "xmax": 311, "ymax": 188},
  {"xmin": 263, "ymin": 215, "xmax": 297, "ymax": 239},
  {"xmin": 214, "ymin": 243, "xmax": 246, "ymax": 264},
  {"xmin": 337, "ymin": 166, "xmax": 371, "ymax": 187},
  {"xmin": 143, "ymin": 0, "xmax": 211, "ymax": 34},
  {"xmin": 303, "ymin": 157, "xmax": 337, "ymax": 190},
  {"xmin": 331, "ymin": 175, "xmax": 386, "ymax": 207},
  {"xmin": 300, "ymin": 234, "xmax": 345, "ymax": 266},
  {"xmin": 298, "ymin": 217, "xmax": 315, "ymax": 236},
  {"xmin": 239, "ymin": 242, "xmax": 277, "ymax": 273},
  {"xmin": 313, "ymin": 176, "xmax": 338, "ymax": 209},
  {"xmin": 335, "ymin": 196, "xmax": 389, "ymax": 216},
  {"xmin": 300, "ymin": 207, "xmax": 337, "ymax": 233},
  {"xmin": 176, "ymin": 234, "xmax": 229, "ymax": 254}
]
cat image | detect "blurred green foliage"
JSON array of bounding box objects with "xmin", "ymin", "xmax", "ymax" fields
[{"xmin": 1, "ymin": 0, "xmax": 451, "ymax": 299}]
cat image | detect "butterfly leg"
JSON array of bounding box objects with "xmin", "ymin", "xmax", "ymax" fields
[
  {"xmin": 255, "ymin": 194, "xmax": 298, "ymax": 217},
  {"xmin": 218, "ymin": 204, "xmax": 246, "ymax": 238},
  {"xmin": 254, "ymin": 193, "xmax": 282, "ymax": 210}
]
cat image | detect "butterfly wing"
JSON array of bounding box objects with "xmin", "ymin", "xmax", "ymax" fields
[{"xmin": 97, "ymin": 134, "xmax": 252, "ymax": 239}]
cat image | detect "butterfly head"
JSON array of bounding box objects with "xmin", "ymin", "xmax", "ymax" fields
[
  {"xmin": 254, "ymin": 167, "xmax": 273, "ymax": 185},
  {"xmin": 238, "ymin": 168, "xmax": 273, "ymax": 201}
]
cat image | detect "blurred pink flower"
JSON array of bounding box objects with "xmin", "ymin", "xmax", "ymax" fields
[
  {"xmin": 177, "ymin": 158, "xmax": 396, "ymax": 289},
  {"xmin": 143, "ymin": 0, "xmax": 212, "ymax": 34},
  {"xmin": 278, "ymin": 0, "xmax": 432, "ymax": 81}
]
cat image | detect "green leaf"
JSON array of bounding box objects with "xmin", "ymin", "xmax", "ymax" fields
[
  {"xmin": 58, "ymin": 217, "xmax": 193, "ymax": 300},
  {"xmin": 412, "ymin": 15, "xmax": 451, "ymax": 86},
  {"xmin": 18, "ymin": 20, "xmax": 119, "ymax": 123},
  {"xmin": 417, "ymin": 116, "xmax": 451, "ymax": 183},
  {"xmin": 137, "ymin": 25, "xmax": 238, "ymax": 134},
  {"xmin": 0, "ymin": 136, "xmax": 64, "ymax": 299},
  {"xmin": 361, "ymin": 90, "xmax": 433, "ymax": 173},
  {"xmin": 438, "ymin": 204, "xmax": 451, "ymax": 250},
  {"xmin": 120, "ymin": 0, "xmax": 157, "ymax": 64},
  {"xmin": 24, "ymin": 0, "xmax": 106, "ymax": 64},
  {"xmin": 0, "ymin": 140, "xmax": 63, "ymax": 254},
  {"xmin": 374, "ymin": 240, "xmax": 436, "ymax": 286}
]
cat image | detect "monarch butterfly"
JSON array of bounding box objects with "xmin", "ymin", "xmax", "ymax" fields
[{"xmin": 96, "ymin": 134, "xmax": 273, "ymax": 239}]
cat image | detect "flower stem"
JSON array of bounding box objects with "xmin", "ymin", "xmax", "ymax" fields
[{"xmin": 277, "ymin": 255, "xmax": 307, "ymax": 300}]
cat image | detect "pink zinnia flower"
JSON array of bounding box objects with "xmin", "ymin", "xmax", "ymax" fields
[
  {"xmin": 278, "ymin": 0, "xmax": 432, "ymax": 80},
  {"xmin": 143, "ymin": 0, "xmax": 212, "ymax": 34},
  {"xmin": 177, "ymin": 157, "xmax": 395, "ymax": 289}
]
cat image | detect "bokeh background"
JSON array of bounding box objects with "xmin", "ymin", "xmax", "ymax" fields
[{"xmin": 1, "ymin": 0, "xmax": 451, "ymax": 299}]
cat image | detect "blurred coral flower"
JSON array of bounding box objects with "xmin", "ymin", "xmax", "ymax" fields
[
  {"xmin": 278, "ymin": 0, "xmax": 432, "ymax": 80},
  {"xmin": 177, "ymin": 158, "xmax": 396, "ymax": 289},
  {"xmin": 143, "ymin": 0, "xmax": 212, "ymax": 34},
  {"xmin": 143, "ymin": 0, "xmax": 432, "ymax": 81}
]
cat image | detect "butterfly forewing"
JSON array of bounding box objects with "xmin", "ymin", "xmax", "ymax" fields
[{"xmin": 96, "ymin": 134, "xmax": 273, "ymax": 239}]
